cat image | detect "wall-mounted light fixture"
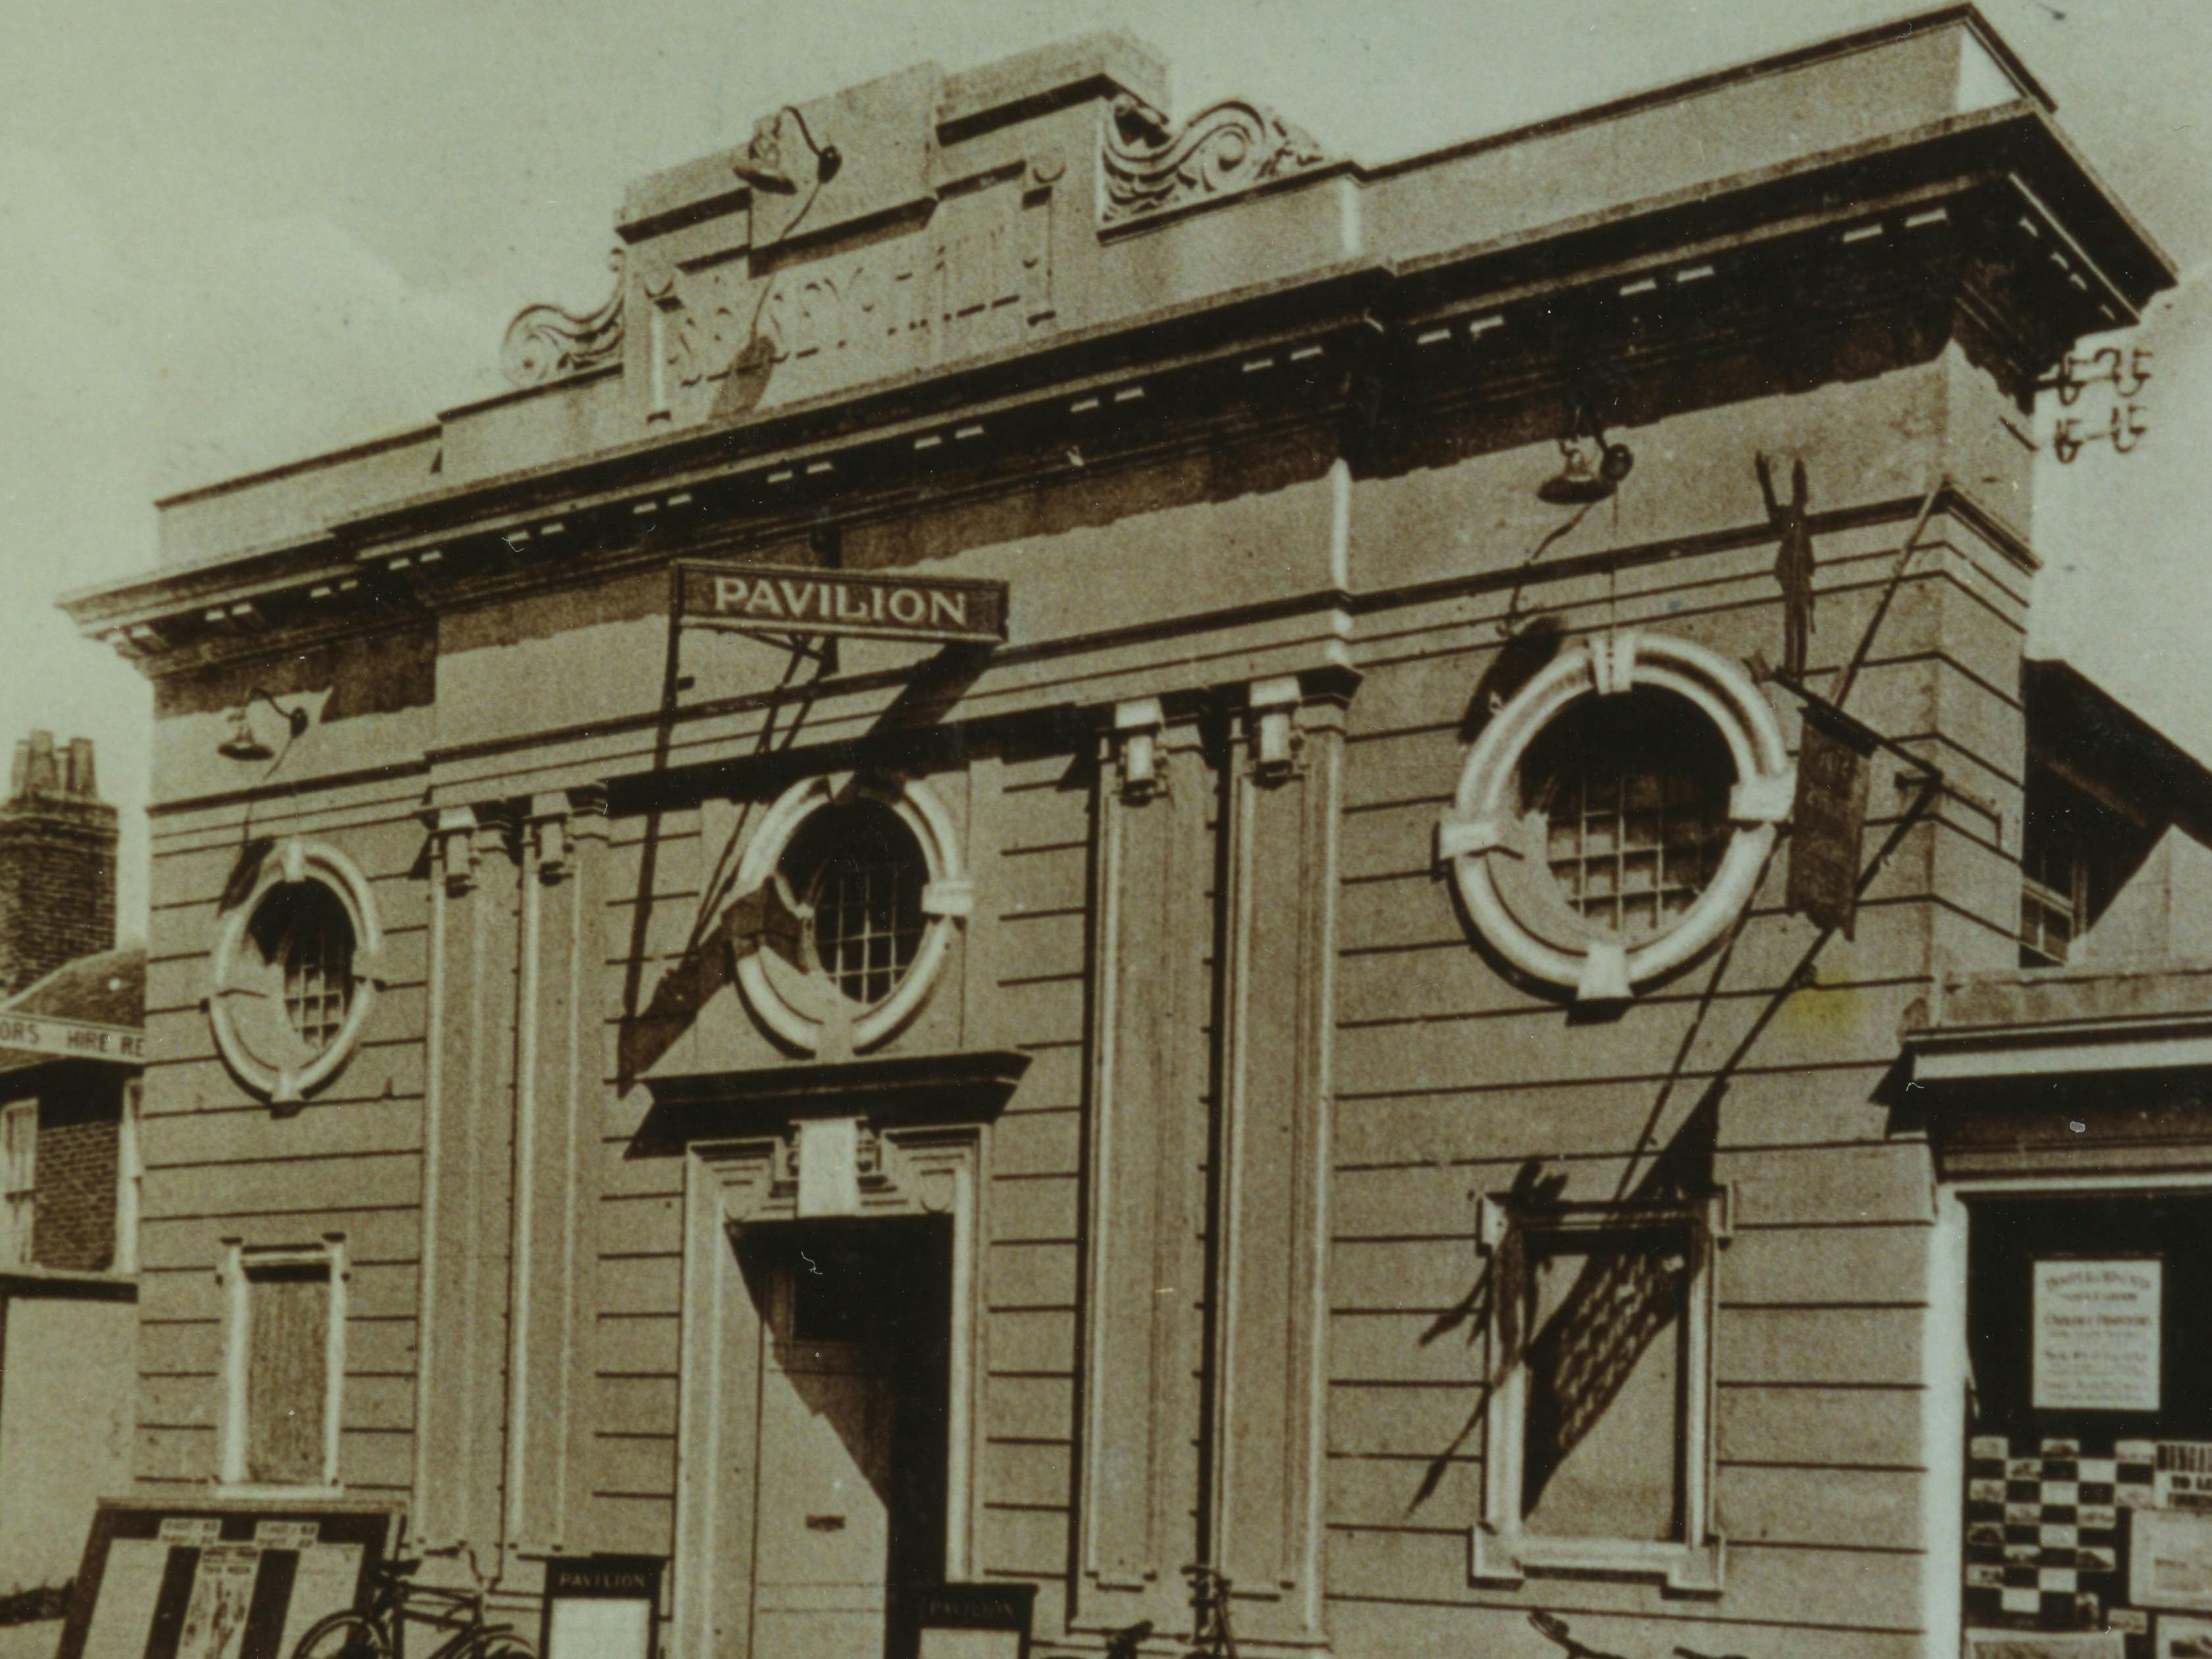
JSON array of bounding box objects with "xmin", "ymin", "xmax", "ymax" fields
[
  {"xmin": 732, "ymin": 104, "xmax": 842, "ymax": 194},
  {"xmin": 1537, "ymin": 392, "xmax": 1635, "ymax": 505},
  {"xmin": 216, "ymin": 689, "xmax": 310, "ymax": 762}
]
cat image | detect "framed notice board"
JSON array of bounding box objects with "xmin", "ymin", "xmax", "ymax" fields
[
  {"xmin": 540, "ymin": 1556, "xmax": 661, "ymax": 1659},
  {"xmin": 914, "ymin": 1582, "xmax": 1038, "ymax": 1659},
  {"xmin": 56, "ymin": 1498, "xmax": 399, "ymax": 1659}
]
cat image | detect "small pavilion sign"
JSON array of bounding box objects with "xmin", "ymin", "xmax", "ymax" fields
[{"xmin": 676, "ymin": 561, "xmax": 1007, "ymax": 646}]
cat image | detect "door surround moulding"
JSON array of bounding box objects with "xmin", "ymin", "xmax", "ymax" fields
[{"xmin": 670, "ymin": 1120, "xmax": 984, "ymax": 1659}]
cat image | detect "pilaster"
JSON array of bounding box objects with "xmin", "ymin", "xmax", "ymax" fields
[
  {"xmin": 415, "ymin": 804, "xmax": 518, "ymax": 1552},
  {"xmin": 1208, "ymin": 670, "xmax": 1353, "ymax": 1649},
  {"xmin": 1076, "ymin": 698, "xmax": 1212, "ymax": 1634},
  {"xmin": 505, "ymin": 784, "xmax": 610, "ymax": 1557}
]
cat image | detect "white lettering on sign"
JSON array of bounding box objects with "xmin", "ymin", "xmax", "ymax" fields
[
  {"xmin": 705, "ymin": 575, "xmax": 970, "ymax": 631},
  {"xmin": 2034, "ymin": 1257, "xmax": 2163, "ymax": 1412},
  {"xmin": 678, "ymin": 562, "xmax": 1007, "ymax": 646},
  {"xmin": 0, "ymin": 1013, "xmax": 144, "ymax": 1063}
]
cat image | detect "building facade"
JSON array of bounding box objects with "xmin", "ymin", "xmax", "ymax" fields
[{"xmin": 62, "ymin": 11, "xmax": 2206, "ymax": 1657}]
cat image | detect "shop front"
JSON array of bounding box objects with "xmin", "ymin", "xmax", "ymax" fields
[{"xmin": 1915, "ymin": 971, "xmax": 2212, "ymax": 1658}]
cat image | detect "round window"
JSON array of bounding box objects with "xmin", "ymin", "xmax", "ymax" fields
[
  {"xmin": 1519, "ymin": 688, "xmax": 1735, "ymax": 942},
  {"xmin": 209, "ymin": 840, "xmax": 383, "ymax": 1105},
  {"xmin": 247, "ymin": 881, "xmax": 357, "ymax": 1051},
  {"xmin": 731, "ymin": 774, "xmax": 970, "ymax": 1054},
  {"xmin": 1440, "ymin": 631, "xmax": 1794, "ymax": 1004},
  {"xmin": 778, "ymin": 799, "xmax": 930, "ymax": 1008}
]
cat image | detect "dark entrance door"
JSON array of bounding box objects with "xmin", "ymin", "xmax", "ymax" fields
[{"xmin": 744, "ymin": 1217, "xmax": 952, "ymax": 1659}]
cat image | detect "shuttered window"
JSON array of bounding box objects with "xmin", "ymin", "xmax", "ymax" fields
[
  {"xmin": 224, "ymin": 1242, "xmax": 343, "ymax": 1489},
  {"xmin": 245, "ymin": 1263, "xmax": 330, "ymax": 1485},
  {"xmin": 1, "ymin": 1102, "xmax": 35, "ymax": 1268}
]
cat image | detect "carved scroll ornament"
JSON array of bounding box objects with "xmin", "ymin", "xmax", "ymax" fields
[
  {"xmin": 1101, "ymin": 93, "xmax": 1332, "ymax": 224},
  {"xmin": 500, "ymin": 247, "xmax": 626, "ymax": 388}
]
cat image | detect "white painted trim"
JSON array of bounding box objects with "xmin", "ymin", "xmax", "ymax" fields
[
  {"xmin": 672, "ymin": 1127, "xmax": 985, "ymax": 1659},
  {"xmin": 412, "ymin": 822, "xmax": 451, "ymax": 1535},
  {"xmin": 730, "ymin": 773, "xmax": 965, "ymax": 1053},
  {"xmin": 1470, "ymin": 1190, "xmax": 1728, "ymax": 1595},
  {"xmin": 1926, "ymin": 1188, "xmax": 1969, "ymax": 1659},
  {"xmin": 504, "ymin": 815, "xmax": 545, "ymax": 1543},
  {"xmin": 945, "ymin": 1158, "xmax": 977, "ymax": 1581},
  {"xmin": 112, "ymin": 1080, "xmax": 141, "ymax": 1275},
  {"xmin": 218, "ymin": 1236, "xmax": 347, "ymax": 1490},
  {"xmin": 206, "ymin": 838, "xmax": 386, "ymax": 1105},
  {"xmin": 1911, "ymin": 1025, "xmax": 2212, "ymax": 1081},
  {"xmin": 219, "ymin": 1240, "xmax": 248, "ymax": 1487},
  {"xmin": 1442, "ymin": 631, "xmax": 1792, "ymax": 1002},
  {"xmin": 0, "ymin": 1100, "xmax": 36, "ymax": 1269}
]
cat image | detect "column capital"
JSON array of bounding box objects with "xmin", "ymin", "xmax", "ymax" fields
[{"xmin": 528, "ymin": 784, "xmax": 609, "ymax": 881}]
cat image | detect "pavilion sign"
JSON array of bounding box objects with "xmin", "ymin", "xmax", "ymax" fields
[{"xmin": 676, "ymin": 561, "xmax": 1009, "ymax": 646}]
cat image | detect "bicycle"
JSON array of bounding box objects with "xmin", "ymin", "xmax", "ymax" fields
[
  {"xmin": 1528, "ymin": 1610, "xmax": 1746, "ymax": 1659},
  {"xmin": 289, "ymin": 1556, "xmax": 538, "ymax": 1659},
  {"xmin": 1183, "ymin": 1565, "xmax": 1237, "ymax": 1659}
]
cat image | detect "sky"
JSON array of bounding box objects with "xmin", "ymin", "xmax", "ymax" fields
[{"xmin": 2, "ymin": 0, "xmax": 2207, "ymax": 933}]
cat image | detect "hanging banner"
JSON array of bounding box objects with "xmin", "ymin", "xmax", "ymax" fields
[
  {"xmin": 1786, "ymin": 700, "xmax": 1874, "ymax": 938},
  {"xmin": 676, "ymin": 561, "xmax": 1008, "ymax": 646},
  {"xmin": 2034, "ymin": 1257, "xmax": 2163, "ymax": 1413}
]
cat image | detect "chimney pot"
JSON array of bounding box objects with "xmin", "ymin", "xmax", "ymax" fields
[{"xmin": 0, "ymin": 730, "xmax": 119, "ymax": 994}]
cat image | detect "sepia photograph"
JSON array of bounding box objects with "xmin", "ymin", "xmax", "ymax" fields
[{"xmin": 3, "ymin": 2, "xmax": 2211, "ymax": 1656}]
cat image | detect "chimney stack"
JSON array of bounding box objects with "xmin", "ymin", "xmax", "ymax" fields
[{"xmin": 0, "ymin": 730, "xmax": 119, "ymax": 996}]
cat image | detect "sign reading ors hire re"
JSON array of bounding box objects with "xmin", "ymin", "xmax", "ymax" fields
[
  {"xmin": 677, "ymin": 561, "xmax": 1009, "ymax": 646},
  {"xmin": 0, "ymin": 1013, "xmax": 143, "ymax": 1063}
]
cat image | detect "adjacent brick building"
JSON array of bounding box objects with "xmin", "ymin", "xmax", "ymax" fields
[{"xmin": 0, "ymin": 735, "xmax": 141, "ymax": 1604}]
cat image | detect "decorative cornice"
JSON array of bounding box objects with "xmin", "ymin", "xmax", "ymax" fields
[
  {"xmin": 66, "ymin": 134, "xmax": 2136, "ymax": 675},
  {"xmin": 1101, "ymin": 93, "xmax": 1332, "ymax": 224},
  {"xmin": 501, "ymin": 247, "xmax": 626, "ymax": 388}
]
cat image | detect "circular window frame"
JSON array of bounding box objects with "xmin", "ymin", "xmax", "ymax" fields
[
  {"xmin": 1440, "ymin": 630, "xmax": 1794, "ymax": 1003},
  {"xmin": 731, "ymin": 772, "xmax": 971, "ymax": 1054},
  {"xmin": 209, "ymin": 838, "xmax": 386, "ymax": 1106}
]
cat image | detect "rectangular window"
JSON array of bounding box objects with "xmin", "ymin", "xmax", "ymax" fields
[
  {"xmin": 1, "ymin": 1101, "xmax": 36, "ymax": 1268},
  {"xmin": 1473, "ymin": 1191, "xmax": 1726, "ymax": 1594},
  {"xmin": 221, "ymin": 1239, "xmax": 345, "ymax": 1490},
  {"xmin": 2018, "ymin": 767, "xmax": 2124, "ymax": 967}
]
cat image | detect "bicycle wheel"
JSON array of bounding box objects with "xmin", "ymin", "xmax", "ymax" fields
[
  {"xmin": 470, "ymin": 1632, "xmax": 538, "ymax": 1659},
  {"xmin": 290, "ymin": 1611, "xmax": 392, "ymax": 1659}
]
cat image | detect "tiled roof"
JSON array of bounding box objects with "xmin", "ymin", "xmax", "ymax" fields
[{"xmin": 3, "ymin": 944, "xmax": 145, "ymax": 1028}]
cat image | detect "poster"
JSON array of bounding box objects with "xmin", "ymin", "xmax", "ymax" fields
[
  {"xmin": 174, "ymin": 1545, "xmax": 260, "ymax": 1659},
  {"xmin": 2160, "ymin": 1616, "xmax": 2212, "ymax": 1659},
  {"xmin": 58, "ymin": 1501, "xmax": 396, "ymax": 1659},
  {"xmin": 2034, "ymin": 1258, "xmax": 2163, "ymax": 1412},
  {"xmin": 1785, "ymin": 705, "xmax": 1874, "ymax": 938},
  {"xmin": 2134, "ymin": 1511, "xmax": 2212, "ymax": 1612},
  {"xmin": 2161, "ymin": 1445, "xmax": 2212, "ymax": 1513}
]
